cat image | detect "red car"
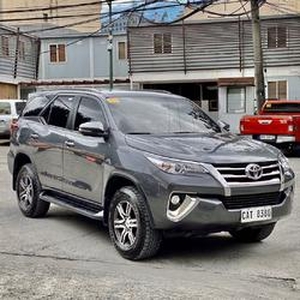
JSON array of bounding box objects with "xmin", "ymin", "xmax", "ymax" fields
[{"xmin": 240, "ymin": 100, "xmax": 300, "ymax": 153}]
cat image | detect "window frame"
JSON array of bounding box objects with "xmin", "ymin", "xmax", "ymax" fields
[
  {"xmin": 267, "ymin": 26, "xmax": 287, "ymax": 49},
  {"xmin": 226, "ymin": 86, "xmax": 246, "ymax": 114},
  {"xmin": 267, "ymin": 80, "xmax": 287, "ymax": 100},
  {"xmin": 49, "ymin": 43, "xmax": 67, "ymax": 63},
  {"xmin": 118, "ymin": 41, "xmax": 127, "ymax": 60},
  {"xmin": 153, "ymin": 33, "xmax": 172, "ymax": 54}
]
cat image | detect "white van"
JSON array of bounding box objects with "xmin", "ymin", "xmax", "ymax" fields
[{"xmin": 0, "ymin": 100, "xmax": 26, "ymax": 138}]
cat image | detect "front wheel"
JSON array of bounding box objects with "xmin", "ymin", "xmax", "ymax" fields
[
  {"xmin": 108, "ymin": 186, "xmax": 162, "ymax": 260},
  {"xmin": 16, "ymin": 164, "xmax": 50, "ymax": 218},
  {"xmin": 229, "ymin": 223, "xmax": 276, "ymax": 243}
]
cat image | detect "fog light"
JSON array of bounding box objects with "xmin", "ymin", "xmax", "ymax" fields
[
  {"xmin": 171, "ymin": 195, "xmax": 181, "ymax": 205},
  {"xmin": 167, "ymin": 194, "xmax": 200, "ymax": 223}
]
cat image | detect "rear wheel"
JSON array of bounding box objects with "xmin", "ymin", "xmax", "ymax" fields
[
  {"xmin": 16, "ymin": 164, "xmax": 50, "ymax": 218},
  {"xmin": 108, "ymin": 186, "xmax": 162, "ymax": 260},
  {"xmin": 229, "ymin": 223, "xmax": 276, "ymax": 243}
]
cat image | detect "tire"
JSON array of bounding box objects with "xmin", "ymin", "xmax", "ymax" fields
[
  {"xmin": 229, "ymin": 223, "xmax": 276, "ymax": 243},
  {"xmin": 108, "ymin": 186, "xmax": 162, "ymax": 260},
  {"xmin": 16, "ymin": 164, "xmax": 50, "ymax": 218}
]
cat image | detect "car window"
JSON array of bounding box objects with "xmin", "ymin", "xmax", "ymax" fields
[
  {"xmin": 263, "ymin": 102, "xmax": 300, "ymax": 113},
  {"xmin": 0, "ymin": 102, "xmax": 11, "ymax": 115},
  {"xmin": 22, "ymin": 96, "xmax": 51, "ymax": 117},
  {"xmin": 74, "ymin": 97, "xmax": 106, "ymax": 131},
  {"xmin": 15, "ymin": 102, "xmax": 26, "ymax": 115},
  {"xmin": 42, "ymin": 96, "xmax": 75, "ymax": 128}
]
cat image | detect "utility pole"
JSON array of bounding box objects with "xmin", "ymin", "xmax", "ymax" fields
[
  {"xmin": 107, "ymin": 0, "xmax": 113, "ymax": 90},
  {"xmin": 250, "ymin": 0, "xmax": 265, "ymax": 110}
]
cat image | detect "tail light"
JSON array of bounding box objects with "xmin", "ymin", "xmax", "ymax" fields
[{"xmin": 10, "ymin": 117, "xmax": 19, "ymax": 135}]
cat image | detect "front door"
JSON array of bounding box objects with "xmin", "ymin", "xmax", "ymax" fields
[{"xmin": 63, "ymin": 96, "xmax": 109, "ymax": 203}]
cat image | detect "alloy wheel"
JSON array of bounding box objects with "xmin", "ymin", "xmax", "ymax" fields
[
  {"xmin": 18, "ymin": 173, "xmax": 34, "ymax": 211},
  {"xmin": 113, "ymin": 200, "xmax": 138, "ymax": 250}
]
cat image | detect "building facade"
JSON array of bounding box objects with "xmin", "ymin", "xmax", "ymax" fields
[
  {"xmin": 18, "ymin": 25, "xmax": 130, "ymax": 93},
  {"xmin": 185, "ymin": 0, "xmax": 300, "ymax": 21},
  {"xmin": 128, "ymin": 15, "xmax": 300, "ymax": 133},
  {"xmin": 0, "ymin": 0, "xmax": 101, "ymax": 32},
  {"xmin": 0, "ymin": 24, "xmax": 39, "ymax": 98}
]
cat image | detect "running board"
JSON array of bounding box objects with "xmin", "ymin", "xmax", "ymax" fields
[{"xmin": 40, "ymin": 192, "xmax": 104, "ymax": 220}]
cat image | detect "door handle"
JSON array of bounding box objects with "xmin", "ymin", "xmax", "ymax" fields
[
  {"xmin": 65, "ymin": 140, "xmax": 75, "ymax": 147},
  {"xmin": 30, "ymin": 133, "xmax": 39, "ymax": 139}
]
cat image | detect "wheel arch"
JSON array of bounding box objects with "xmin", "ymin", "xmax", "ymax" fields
[
  {"xmin": 103, "ymin": 173, "xmax": 154, "ymax": 227},
  {"xmin": 13, "ymin": 153, "xmax": 32, "ymax": 190}
]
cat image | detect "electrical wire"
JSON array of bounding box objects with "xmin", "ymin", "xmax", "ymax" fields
[{"xmin": 0, "ymin": 0, "xmax": 104, "ymax": 14}]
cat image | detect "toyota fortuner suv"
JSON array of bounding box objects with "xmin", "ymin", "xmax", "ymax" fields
[{"xmin": 7, "ymin": 89, "xmax": 295, "ymax": 260}]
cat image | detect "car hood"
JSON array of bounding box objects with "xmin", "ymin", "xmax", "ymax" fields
[{"xmin": 125, "ymin": 133, "xmax": 280, "ymax": 164}]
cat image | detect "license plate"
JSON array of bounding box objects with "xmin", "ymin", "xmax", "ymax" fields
[
  {"xmin": 241, "ymin": 206, "xmax": 272, "ymax": 223},
  {"xmin": 259, "ymin": 134, "xmax": 275, "ymax": 141}
]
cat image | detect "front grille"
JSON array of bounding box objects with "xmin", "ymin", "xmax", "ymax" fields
[
  {"xmin": 220, "ymin": 192, "xmax": 285, "ymax": 210},
  {"xmin": 213, "ymin": 161, "xmax": 281, "ymax": 186}
]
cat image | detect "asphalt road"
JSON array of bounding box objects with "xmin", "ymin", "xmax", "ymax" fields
[{"xmin": 0, "ymin": 143, "xmax": 300, "ymax": 299}]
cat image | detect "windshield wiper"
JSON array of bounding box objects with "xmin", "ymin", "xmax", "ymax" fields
[
  {"xmin": 172, "ymin": 131, "xmax": 198, "ymax": 134},
  {"xmin": 126, "ymin": 132, "xmax": 152, "ymax": 135}
]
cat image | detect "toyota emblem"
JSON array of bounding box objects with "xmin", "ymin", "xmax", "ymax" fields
[{"xmin": 245, "ymin": 164, "xmax": 263, "ymax": 180}]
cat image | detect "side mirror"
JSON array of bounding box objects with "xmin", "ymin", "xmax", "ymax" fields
[
  {"xmin": 218, "ymin": 120, "xmax": 230, "ymax": 132},
  {"xmin": 79, "ymin": 121, "xmax": 109, "ymax": 138}
]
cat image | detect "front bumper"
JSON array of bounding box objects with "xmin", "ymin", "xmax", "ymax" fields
[{"xmin": 161, "ymin": 185, "xmax": 294, "ymax": 232}]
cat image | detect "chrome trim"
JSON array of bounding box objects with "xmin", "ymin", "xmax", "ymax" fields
[
  {"xmin": 204, "ymin": 163, "xmax": 231, "ymax": 196},
  {"xmin": 223, "ymin": 170, "xmax": 280, "ymax": 179},
  {"xmin": 167, "ymin": 193, "xmax": 200, "ymax": 223},
  {"xmin": 227, "ymin": 178, "xmax": 281, "ymax": 188},
  {"xmin": 280, "ymin": 177, "xmax": 295, "ymax": 192}
]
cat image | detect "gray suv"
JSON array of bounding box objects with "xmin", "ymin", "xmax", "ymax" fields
[{"xmin": 7, "ymin": 89, "xmax": 295, "ymax": 260}]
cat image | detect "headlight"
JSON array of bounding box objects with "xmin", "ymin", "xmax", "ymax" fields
[
  {"xmin": 146, "ymin": 154, "xmax": 209, "ymax": 175},
  {"xmin": 278, "ymin": 153, "xmax": 291, "ymax": 172}
]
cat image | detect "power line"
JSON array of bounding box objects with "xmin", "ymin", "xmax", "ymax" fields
[{"xmin": 0, "ymin": 0, "xmax": 103, "ymax": 15}]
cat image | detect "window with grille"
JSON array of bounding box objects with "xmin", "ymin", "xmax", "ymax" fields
[
  {"xmin": 49, "ymin": 44, "xmax": 66, "ymax": 63},
  {"xmin": 267, "ymin": 27, "xmax": 287, "ymax": 48},
  {"xmin": 267, "ymin": 81, "xmax": 287, "ymax": 100},
  {"xmin": 227, "ymin": 87, "xmax": 246, "ymax": 113},
  {"xmin": 1, "ymin": 36, "xmax": 9, "ymax": 57},
  {"xmin": 153, "ymin": 33, "xmax": 172, "ymax": 54},
  {"xmin": 118, "ymin": 41, "xmax": 127, "ymax": 60}
]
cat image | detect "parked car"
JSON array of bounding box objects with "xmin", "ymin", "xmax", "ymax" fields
[
  {"xmin": 240, "ymin": 100, "xmax": 300, "ymax": 153},
  {"xmin": 7, "ymin": 90, "xmax": 295, "ymax": 260},
  {"xmin": 0, "ymin": 99, "xmax": 26, "ymax": 138}
]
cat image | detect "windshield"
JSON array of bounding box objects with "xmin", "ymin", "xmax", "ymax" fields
[{"xmin": 106, "ymin": 94, "xmax": 220, "ymax": 134}]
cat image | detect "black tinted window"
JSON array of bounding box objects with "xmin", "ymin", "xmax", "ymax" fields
[
  {"xmin": 264, "ymin": 102, "xmax": 300, "ymax": 113},
  {"xmin": 15, "ymin": 102, "xmax": 26, "ymax": 115},
  {"xmin": 44, "ymin": 96, "xmax": 75, "ymax": 128},
  {"xmin": 74, "ymin": 97, "xmax": 106, "ymax": 130},
  {"xmin": 22, "ymin": 96, "xmax": 51, "ymax": 117}
]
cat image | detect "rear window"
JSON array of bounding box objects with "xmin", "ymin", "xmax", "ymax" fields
[
  {"xmin": 22, "ymin": 96, "xmax": 51, "ymax": 117},
  {"xmin": 0, "ymin": 102, "xmax": 11, "ymax": 115},
  {"xmin": 263, "ymin": 102, "xmax": 300, "ymax": 113},
  {"xmin": 15, "ymin": 102, "xmax": 26, "ymax": 115}
]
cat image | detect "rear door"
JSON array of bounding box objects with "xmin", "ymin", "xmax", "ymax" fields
[
  {"xmin": 32, "ymin": 95, "xmax": 77, "ymax": 191},
  {"xmin": 63, "ymin": 95, "xmax": 109, "ymax": 203}
]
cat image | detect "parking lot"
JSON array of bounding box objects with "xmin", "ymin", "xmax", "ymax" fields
[{"xmin": 0, "ymin": 142, "xmax": 300, "ymax": 299}]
